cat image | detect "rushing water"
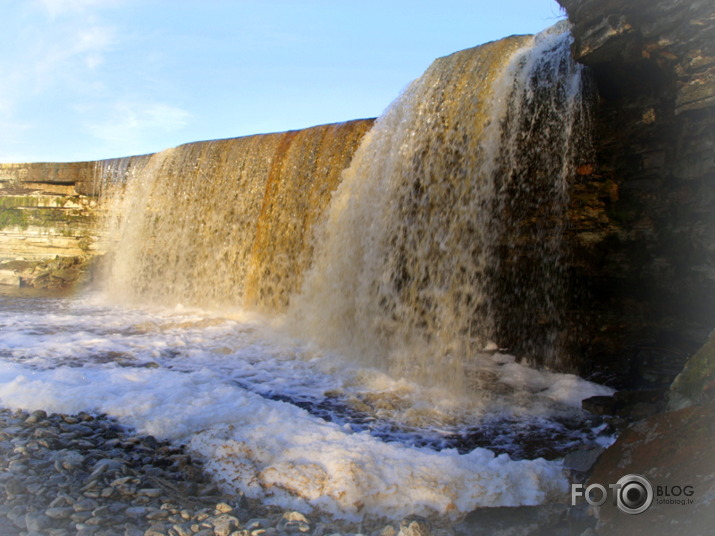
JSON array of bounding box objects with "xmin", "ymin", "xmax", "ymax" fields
[
  {"xmin": 96, "ymin": 121, "xmax": 373, "ymax": 311},
  {"xmin": 0, "ymin": 25, "xmax": 608, "ymax": 521},
  {"xmin": 290, "ymin": 24, "xmax": 592, "ymax": 385},
  {"xmin": 0, "ymin": 288, "xmax": 612, "ymax": 520}
]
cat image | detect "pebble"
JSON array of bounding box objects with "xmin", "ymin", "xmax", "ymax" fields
[{"xmin": 0, "ymin": 408, "xmax": 443, "ymax": 536}]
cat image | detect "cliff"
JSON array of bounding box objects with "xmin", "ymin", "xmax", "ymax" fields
[
  {"xmin": 559, "ymin": 0, "xmax": 715, "ymax": 389},
  {"xmin": 557, "ymin": 1, "xmax": 715, "ymax": 532}
]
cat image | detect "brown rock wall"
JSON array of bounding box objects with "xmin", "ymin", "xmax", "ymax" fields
[
  {"xmin": 0, "ymin": 158, "xmax": 151, "ymax": 264},
  {"xmin": 559, "ymin": 0, "xmax": 715, "ymax": 388}
]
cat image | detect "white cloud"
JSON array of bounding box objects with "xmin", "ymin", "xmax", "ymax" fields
[
  {"xmin": 36, "ymin": 0, "xmax": 123, "ymax": 17},
  {"xmin": 29, "ymin": 17, "xmax": 117, "ymax": 86},
  {"xmin": 88, "ymin": 101, "xmax": 192, "ymax": 144}
]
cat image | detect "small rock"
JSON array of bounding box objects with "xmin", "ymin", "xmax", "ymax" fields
[
  {"xmin": 25, "ymin": 410, "xmax": 48, "ymax": 424},
  {"xmin": 207, "ymin": 513, "xmax": 241, "ymax": 536},
  {"xmin": 215, "ymin": 502, "xmax": 234, "ymax": 513},
  {"xmin": 144, "ymin": 527, "xmax": 168, "ymax": 536},
  {"xmin": 85, "ymin": 515, "xmax": 110, "ymax": 526},
  {"xmin": 70, "ymin": 511, "xmax": 93, "ymax": 523},
  {"xmin": 245, "ymin": 519, "xmax": 270, "ymax": 530},
  {"xmin": 73, "ymin": 498, "xmax": 98, "ymax": 512},
  {"xmin": 171, "ymin": 523, "xmax": 194, "ymax": 536},
  {"xmin": 397, "ymin": 516, "xmax": 431, "ymax": 536},
  {"xmin": 282, "ymin": 511, "xmax": 309, "ymax": 523},
  {"xmin": 124, "ymin": 525, "xmax": 144, "ymax": 536},
  {"xmin": 374, "ymin": 526, "xmax": 397, "ymax": 536},
  {"xmin": 45, "ymin": 506, "xmax": 74, "ymax": 519},
  {"xmin": 25, "ymin": 511, "xmax": 53, "ymax": 532},
  {"xmin": 138, "ymin": 488, "xmax": 163, "ymax": 498},
  {"xmin": 125, "ymin": 506, "xmax": 150, "ymax": 517},
  {"xmin": 147, "ymin": 510, "xmax": 170, "ymax": 521}
]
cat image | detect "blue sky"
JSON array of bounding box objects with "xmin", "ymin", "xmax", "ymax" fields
[{"xmin": 0, "ymin": 0, "xmax": 564, "ymax": 163}]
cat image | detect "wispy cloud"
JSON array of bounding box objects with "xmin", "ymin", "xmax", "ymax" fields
[
  {"xmin": 36, "ymin": 0, "xmax": 124, "ymax": 17},
  {"xmin": 0, "ymin": 0, "xmax": 191, "ymax": 161},
  {"xmin": 87, "ymin": 101, "xmax": 191, "ymax": 146},
  {"xmin": 27, "ymin": 5, "xmax": 118, "ymax": 89}
]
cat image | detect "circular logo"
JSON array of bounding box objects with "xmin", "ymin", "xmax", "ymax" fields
[{"xmin": 615, "ymin": 474, "xmax": 654, "ymax": 514}]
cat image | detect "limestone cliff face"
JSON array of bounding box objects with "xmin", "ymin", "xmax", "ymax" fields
[
  {"xmin": 0, "ymin": 157, "xmax": 152, "ymax": 265},
  {"xmin": 0, "ymin": 161, "xmax": 101, "ymax": 263},
  {"xmin": 558, "ymin": 0, "xmax": 715, "ymax": 388}
]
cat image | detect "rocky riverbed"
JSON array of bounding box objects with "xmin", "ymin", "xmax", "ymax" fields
[
  {"xmin": 0, "ymin": 408, "xmax": 440, "ymax": 536},
  {"xmin": 0, "ymin": 408, "xmax": 599, "ymax": 536}
]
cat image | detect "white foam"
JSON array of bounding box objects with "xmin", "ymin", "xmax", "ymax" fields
[
  {"xmin": 0, "ymin": 359, "xmax": 567, "ymax": 519},
  {"xmin": 0, "ymin": 294, "xmax": 613, "ymax": 520}
]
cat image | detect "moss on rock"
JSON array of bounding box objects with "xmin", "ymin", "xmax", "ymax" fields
[{"xmin": 669, "ymin": 331, "xmax": 715, "ymax": 409}]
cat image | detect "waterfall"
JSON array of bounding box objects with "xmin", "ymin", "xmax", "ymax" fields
[
  {"xmin": 488, "ymin": 24, "xmax": 593, "ymax": 370},
  {"xmin": 288, "ymin": 24, "xmax": 592, "ymax": 385},
  {"xmin": 97, "ymin": 121, "xmax": 372, "ymax": 309},
  {"xmin": 96, "ymin": 24, "xmax": 592, "ymax": 383}
]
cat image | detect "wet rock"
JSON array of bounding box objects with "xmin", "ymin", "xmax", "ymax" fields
[
  {"xmin": 581, "ymin": 395, "xmax": 617, "ymax": 415},
  {"xmin": 670, "ymin": 329, "xmax": 715, "ymax": 409},
  {"xmin": 215, "ymin": 502, "xmax": 234, "ymax": 514},
  {"xmin": 143, "ymin": 527, "xmax": 168, "ymax": 536},
  {"xmin": 563, "ymin": 446, "xmax": 604, "ymax": 482},
  {"xmin": 245, "ymin": 518, "xmax": 271, "ymax": 531},
  {"xmin": 454, "ymin": 505, "xmax": 569, "ymax": 536},
  {"xmin": 555, "ymin": 0, "xmax": 715, "ymax": 389},
  {"xmin": 279, "ymin": 511, "xmax": 311, "ymax": 533},
  {"xmin": 0, "ymin": 408, "xmax": 276, "ymax": 536},
  {"xmin": 138, "ymin": 488, "xmax": 163, "ymax": 498},
  {"xmin": 588, "ymin": 401, "xmax": 715, "ymax": 535},
  {"xmin": 207, "ymin": 513, "xmax": 241, "ymax": 536},
  {"xmin": 45, "ymin": 506, "xmax": 74, "ymax": 519}
]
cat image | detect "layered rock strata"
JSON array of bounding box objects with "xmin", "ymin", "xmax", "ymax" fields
[{"xmin": 559, "ymin": 0, "xmax": 715, "ymax": 388}]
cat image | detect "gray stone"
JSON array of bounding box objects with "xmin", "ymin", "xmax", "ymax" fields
[
  {"xmin": 171, "ymin": 523, "xmax": 194, "ymax": 536},
  {"xmin": 208, "ymin": 513, "xmax": 241, "ymax": 536},
  {"xmin": 45, "ymin": 506, "xmax": 74, "ymax": 519},
  {"xmin": 139, "ymin": 487, "xmax": 163, "ymax": 498},
  {"xmin": 245, "ymin": 518, "xmax": 271, "ymax": 530},
  {"xmin": 25, "ymin": 511, "xmax": 53, "ymax": 532},
  {"xmin": 563, "ymin": 446, "xmax": 605, "ymax": 473},
  {"xmin": 144, "ymin": 527, "xmax": 168, "ymax": 536},
  {"xmin": 147, "ymin": 510, "xmax": 170, "ymax": 521},
  {"xmin": 70, "ymin": 511, "xmax": 93, "ymax": 523},
  {"xmin": 125, "ymin": 506, "xmax": 151, "ymax": 517}
]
